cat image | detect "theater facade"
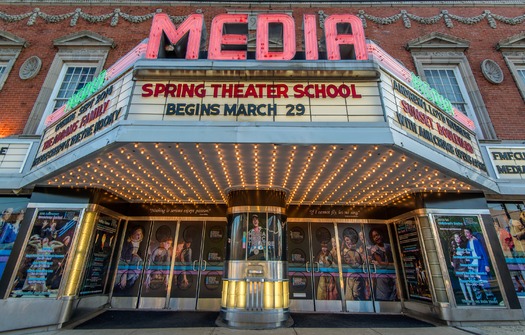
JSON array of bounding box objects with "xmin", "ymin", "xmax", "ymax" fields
[{"xmin": 1, "ymin": 2, "xmax": 525, "ymax": 332}]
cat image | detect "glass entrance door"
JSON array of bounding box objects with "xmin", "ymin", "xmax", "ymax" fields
[
  {"xmin": 287, "ymin": 222, "xmax": 400, "ymax": 313},
  {"xmin": 111, "ymin": 220, "xmax": 226, "ymax": 310},
  {"xmin": 169, "ymin": 220, "xmax": 227, "ymax": 311},
  {"xmin": 288, "ymin": 222, "xmax": 342, "ymax": 312}
]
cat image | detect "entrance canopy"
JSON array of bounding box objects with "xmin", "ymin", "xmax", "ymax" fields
[
  {"xmin": 29, "ymin": 141, "xmax": 487, "ymax": 207},
  {"xmin": 22, "ymin": 49, "xmax": 498, "ymax": 206}
]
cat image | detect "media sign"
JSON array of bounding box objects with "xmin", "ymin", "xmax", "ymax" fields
[{"xmin": 486, "ymin": 146, "xmax": 525, "ymax": 179}]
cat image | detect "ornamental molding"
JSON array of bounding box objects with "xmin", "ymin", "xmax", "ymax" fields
[
  {"xmin": 0, "ymin": 8, "xmax": 191, "ymax": 27},
  {"xmin": 497, "ymin": 32, "xmax": 525, "ymax": 51},
  {"xmin": 0, "ymin": 47, "xmax": 22, "ymax": 55},
  {"xmin": 502, "ymin": 51, "xmax": 525, "ymax": 57},
  {"xmin": 0, "ymin": 31, "xmax": 28, "ymax": 47},
  {"xmin": 0, "ymin": 7, "xmax": 523, "ymax": 28},
  {"xmin": 318, "ymin": 9, "xmax": 525, "ymax": 29},
  {"xmin": 54, "ymin": 30, "xmax": 115, "ymax": 48},
  {"xmin": 406, "ymin": 32, "xmax": 470, "ymax": 51},
  {"xmin": 410, "ymin": 51, "xmax": 466, "ymax": 58},
  {"xmin": 19, "ymin": 56, "xmax": 42, "ymax": 80},
  {"xmin": 481, "ymin": 59, "xmax": 504, "ymax": 84}
]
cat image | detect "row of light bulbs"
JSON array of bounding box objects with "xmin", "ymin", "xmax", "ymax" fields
[{"xmin": 48, "ymin": 142, "xmax": 474, "ymax": 206}]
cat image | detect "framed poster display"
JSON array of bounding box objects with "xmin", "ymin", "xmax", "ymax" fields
[{"xmin": 434, "ymin": 215, "xmax": 503, "ymax": 306}]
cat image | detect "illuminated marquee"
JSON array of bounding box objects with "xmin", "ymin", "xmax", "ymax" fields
[
  {"xmin": 392, "ymin": 80, "xmax": 486, "ymax": 173},
  {"xmin": 129, "ymin": 80, "xmax": 382, "ymax": 123},
  {"xmin": 33, "ymin": 75, "xmax": 131, "ymax": 168}
]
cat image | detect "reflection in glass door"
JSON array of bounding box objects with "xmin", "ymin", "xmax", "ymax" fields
[
  {"xmin": 288, "ymin": 222, "xmax": 400, "ymax": 313},
  {"xmin": 312, "ymin": 223, "xmax": 343, "ymax": 311},
  {"xmin": 169, "ymin": 221, "xmax": 203, "ymax": 310}
]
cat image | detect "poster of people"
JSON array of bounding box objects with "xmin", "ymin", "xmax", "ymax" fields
[
  {"xmin": 79, "ymin": 214, "xmax": 118, "ymax": 296},
  {"xmin": 435, "ymin": 215, "xmax": 504, "ymax": 306},
  {"xmin": 141, "ymin": 224, "xmax": 175, "ymax": 297},
  {"xmin": 396, "ymin": 219, "xmax": 432, "ymax": 302},
  {"xmin": 247, "ymin": 213, "xmax": 266, "ymax": 260},
  {"xmin": 10, "ymin": 209, "xmax": 80, "ymax": 298},
  {"xmin": 488, "ymin": 203, "xmax": 525, "ymax": 297},
  {"xmin": 0, "ymin": 198, "xmax": 29, "ymax": 280},
  {"xmin": 364, "ymin": 224, "xmax": 398, "ymax": 301},
  {"xmin": 113, "ymin": 221, "xmax": 150, "ymax": 297}
]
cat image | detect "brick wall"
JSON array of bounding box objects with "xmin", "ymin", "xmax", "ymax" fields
[{"xmin": 1, "ymin": 3, "xmax": 524, "ymax": 140}]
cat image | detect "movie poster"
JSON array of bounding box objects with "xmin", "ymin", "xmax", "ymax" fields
[
  {"xmin": 396, "ymin": 219, "xmax": 432, "ymax": 302},
  {"xmin": 112, "ymin": 221, "xmax": 150, "ymax": 297},
  {"xmin": 10, "ymin": 209, "xmax": 80, "ymax": 298},
  {"xmin": 79, "ymin": 214, "xmax": 118, "ymax": 296},
  {"xmin": 434, "ymin": 215, "xmax": 504, "ymax": 306},
  {"xmin": 0, "ymin": 198, "xmax": 29, "ymax": 280},
  {"xmin": 141, "ymin": 223, "xmax": 175, "ymax": 298}
]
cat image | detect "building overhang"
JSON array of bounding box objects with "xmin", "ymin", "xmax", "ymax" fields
[
  {"xmin": 19, "ymin": 42, "xmax": 498, "ymax": 206},
  {"xmin": 21, "ymin": 122, "xmax": 495, "ymax": 207}
]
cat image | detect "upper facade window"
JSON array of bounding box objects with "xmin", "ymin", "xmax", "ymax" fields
[
  {"xmin": 423, "ymin": 67, "xmax": 474, "ymax": 115},
  {"xmin": 407, "ymin": 32, "xmax": 496, "ymax": 140},
  {"xmin": 24, "ymin": 31, "xmax": 114, "ymax": 135},
  {"xmin": 0, "ymin": 31, "xmax": 27, "ymax": 91},
  {"xmin": 49, "ymin": 65, "xmax": 97, "ymax": 113},
  {"xmin": 497, "ymin": 32, "xmax": 525, "ymax": 103}
]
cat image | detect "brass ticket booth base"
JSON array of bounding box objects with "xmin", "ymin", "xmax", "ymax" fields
[{"xmin": 217, "ymin": 188, "xmax": 293, "ymax": 329}]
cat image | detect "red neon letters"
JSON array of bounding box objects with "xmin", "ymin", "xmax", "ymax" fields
[
  {"xmin": 146, "ymin": 13, "xmax": 368, "ymax": 61},
  {"xmin": 208, "ymin": 14, "xmax": 249, "ymax": 60},
  {"xmin": 146, "ymin": 13, "xmax": 203, "ymax": 59},
  {"xmin": 256, "ymin": 14, "xmax": 296, "ymax": 60}
]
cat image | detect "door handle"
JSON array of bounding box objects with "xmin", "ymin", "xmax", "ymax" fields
[
  {"xmin": 314, "ymin": 262, "xmax": 320, "ymax": 272},
  {"xmin": 373, "ymin": 264, "xmax": 377, "ymax": 273},
  {"xmin": 193, "ymin": 260, "xmax": 198, "ymax": 271},
  {"xmin": 202, "ymin": 260, "xmax": 207, "ymax": 271},
  {"xmin": 305, "ymin": 261, "xmax": 310, "ymax": 273},
  {"xmin": 362, "ymin": 263, "xmax": 367, "ymax": 273}
]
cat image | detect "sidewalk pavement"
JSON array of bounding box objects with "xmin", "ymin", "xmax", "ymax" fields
[{"xmin": 12, "ymin": 322, "xmax": 525, "ymax": 335}]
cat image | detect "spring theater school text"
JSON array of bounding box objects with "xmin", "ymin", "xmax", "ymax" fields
[{"xmin": 142, "ymin": 82, "xmax": 364, "ymax": 117}]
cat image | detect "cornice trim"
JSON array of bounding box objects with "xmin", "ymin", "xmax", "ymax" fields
[{"xmin": 0, "ymin": 7, "xmax": 524, "ymax": 29}]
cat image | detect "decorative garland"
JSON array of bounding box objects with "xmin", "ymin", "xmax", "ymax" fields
[
  {"xmin": 0, "ymin": 7, "xmax": 524, "ymax": 28},
  {"xmin": 319, "ymin": 9, "xmax": 525, "ymax": 29},
  {"xmin": 0, "ymin": 8, "xmax": 199, "ymax": 27}
]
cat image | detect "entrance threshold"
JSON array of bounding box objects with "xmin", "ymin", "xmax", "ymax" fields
[{"xmin": 71, "ymin": 310, "xmax": 434, "ymax": 329}]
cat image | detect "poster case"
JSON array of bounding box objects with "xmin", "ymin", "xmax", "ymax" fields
[
  {"xmin": 395, "ymin": 218, "xmax": 432, "ymax": 303},
  {"xmin": 432, "ymin": 214, "xmax": 504, "ymax": 307},
  {"xmin": 10, "ymin": 209, "xmax": 82, "ymax": 298},
  {"xmin": 79, "ymin": 213, "xmax": 120, "ymax": 296}
]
